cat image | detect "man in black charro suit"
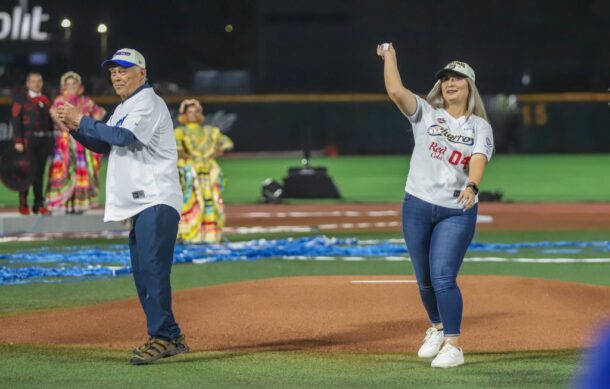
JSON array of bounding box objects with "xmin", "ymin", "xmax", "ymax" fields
[{"xmin": 10, "ymin": 72, "xmax": 54, "ymax": 215}]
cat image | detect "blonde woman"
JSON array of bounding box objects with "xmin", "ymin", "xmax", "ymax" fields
[
  {"xmin": 377, "ymin": 43, "xmax": 494, "ymax": 368},
  {"xmin": 175, "ymin": 99, "xmax": 233, "ymax": 243}
]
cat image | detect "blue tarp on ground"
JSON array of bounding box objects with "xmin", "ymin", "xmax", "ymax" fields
[{"xmin": 1, "ymin": 236, "xmax": 608, "ymax": 285}]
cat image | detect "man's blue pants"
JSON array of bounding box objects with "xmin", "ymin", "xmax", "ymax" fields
[{"xmin": 129, "ymin": 204, "xmax": 181, "ymax": 341}]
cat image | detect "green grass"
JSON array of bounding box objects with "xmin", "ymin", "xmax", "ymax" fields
[
  {"xmin": 2, "ymin": 227, "xmax": 610, "ymax": 316},
  {"xmin": 1, "ymin": 229, "xmax": 608, "ymax": 254},
  {"xmin": 222, "ymin": 155, "xmax": 410, "ymax": 203},
  {"xmin": 0, "ymin": 229, "xmax": 607, "ymax": 387},
  {"xmin": 3, "ymin": 259, "xmax": 610, "ymax": 317},
  {"xmin": 224, "ymin": 154, "xmax": 610, "ymax": 203},
  {"xmin": 1, "ymin": 154, "xmax": 610, "ymax": 206},
  {"xmin": 0, "ymin": 344, "xmax": 582, "ymax": 389},
  {"xmin": 0, "ymin": 237, "xmax": 126, "ymax": 253},
  {"xmin": 473, "ymin": 229, "xmax": 610, "ymax": 243}
]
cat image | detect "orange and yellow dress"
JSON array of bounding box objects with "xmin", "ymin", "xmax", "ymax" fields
[{"xmin": 176, "ymin": 123, "xmax": 233, "ymax": 243}]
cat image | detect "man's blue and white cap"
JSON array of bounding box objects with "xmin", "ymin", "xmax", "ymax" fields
[
  {"xmin": 435, "ymin": 60, "xmax": 475, "ymax": 82},
  {"xmin": 102, "ymin": 48, "xmax": 146, "ymax": 69}
]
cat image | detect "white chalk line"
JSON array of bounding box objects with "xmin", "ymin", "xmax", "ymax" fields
[
  {"xmin": 281, "ymin": 256, "xmax": 610, "ymax": 263},
  {"xmin": 224, "ymin": 215, "xmax": 492, "ymax": 234},
  {"xmin": 240, "ymin": 210, "xmax": 399, "ymax": 218},
  {"xmin": 238, "ymin": 211, "xmax": 493, "ymax": 224},
  {"xmin": 224, "ymin": 226, "xmax": 314, "ymax": 234},
  {"xmin": 223, "ymin": 223, "xmax": 403, "ymax": 234},
  {"xmin": 477, "ymin": 215, "xmax": 493, "ymax": 223},
  {"xmin": 351, "ymin": 280, "xmax": 418, "ymax": 284},
  {"xmin": 0, "ymin": 230, "xmax": 128, "ymax": 243}
]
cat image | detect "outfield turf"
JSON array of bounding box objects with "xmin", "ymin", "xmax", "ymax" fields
[
  {"xmin": 1, "ymin": 230, "xmax": 607, "ymax": 387},
  {"xmin": 0, "ymin": 344, "xmax": 581, "ymax": 389},
  {"xmin": 2, "ymin": 256, "xmax": 610, "ymax": 316},
  {"xmin": 0, "ymin": 247, "xmax": 594, "ymax": 389},
  {"xmin": 162, "ymin": 154, "xmax": 610, "ymax": 203},
  {"xmin": 3, "ymin": 228, "xmax": 610, "ymax": 252},
  {"xmin": 1, "ymin": 154, "xmax": 610, "ymax": 206},
  {"xmin": 0, "ymin": 250, "xmax": 592, "ymax": 388},
  {"xmin": 2, "ymin": 229, "xmax": 610, "ymax": 315}
]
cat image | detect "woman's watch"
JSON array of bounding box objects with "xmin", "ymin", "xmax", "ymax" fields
[{"xmin": 466, "ymin": 182, "xmax": 479, "ymax": 195}]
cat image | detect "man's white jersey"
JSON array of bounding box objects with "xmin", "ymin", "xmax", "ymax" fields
[
  {"xmin": 404, "ymin": 95, "xmax": 494, "ymax": 209},
  {"xmin": 103, "ymin": 87, "xmax": 182, "ymax": 222}
]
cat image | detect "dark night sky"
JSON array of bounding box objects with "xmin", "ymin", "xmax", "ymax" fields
[{"xmin": 0, "ymin": 0, "xmax": 608, "ymax": 94}]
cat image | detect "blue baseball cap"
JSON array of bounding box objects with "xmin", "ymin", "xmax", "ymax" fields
[{"xmin": 101, "ymin": 48, "xmax": 146, "ymax": 69}]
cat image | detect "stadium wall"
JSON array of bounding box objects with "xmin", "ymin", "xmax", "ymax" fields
[{"xmin": 0, "ymin": 93, "xmax": 608, "ymax": 154}]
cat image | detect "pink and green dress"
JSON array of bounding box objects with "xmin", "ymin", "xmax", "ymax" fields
[{"xmin": 46, "ymin": 95, "xmax": 105, "ymax": 213}]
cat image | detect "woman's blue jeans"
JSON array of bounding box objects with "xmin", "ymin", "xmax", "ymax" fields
[{"xmin": 401, "ymin": 193, "xmax": 477, "ymax": 336}]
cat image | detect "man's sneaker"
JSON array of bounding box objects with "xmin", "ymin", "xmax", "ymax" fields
[
  {"xmin": 18, "ymin": 206, "xmax": 30, "ymax": 216},
  {"xmin": 132, "ymin": 335, "xmax": 187, "ymax": 355},
  {"xmin": 129, "ymin": 335, "xmax": 189, "ymax": 365},
  {"xmin": 431, "ymin": 343, "xmax": 464, "ymax": 368},
  {"xmin": 417, "ymin": 327, "xmax": 444, "ymax": 358},
  {"xmin": 132, "ymin": 337, "xmax": 154, "ymax": 354}
]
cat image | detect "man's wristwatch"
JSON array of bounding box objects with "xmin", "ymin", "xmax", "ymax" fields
[{"xmin": 466, "ymin": 182, "xmax": 479, "ymax": 195}]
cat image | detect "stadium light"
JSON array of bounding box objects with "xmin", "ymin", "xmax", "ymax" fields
[
  {"xmin": 97, "ymin": 23, "xmax": 108, "ymax": 59},
  {"xmin": 61, "ymin": 18, "xmax": 71, "ymax": 40}
]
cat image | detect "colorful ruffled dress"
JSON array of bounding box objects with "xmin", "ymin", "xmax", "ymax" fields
[
  {"xmin": 46, "ymin": 95, "xmax": 105, "ymax": 213},
  {"xmin": 176, "ymin": 123, "xmax": 234, "ymax": 243}
]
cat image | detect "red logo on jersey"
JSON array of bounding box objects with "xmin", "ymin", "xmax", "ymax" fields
[
  {"xmin": 448, "ymin": 150, "xmax": 471, "ymax": 170},
  {"xmin": 429, "ymin": 142, "xmax": 447, "ymax": 160}
]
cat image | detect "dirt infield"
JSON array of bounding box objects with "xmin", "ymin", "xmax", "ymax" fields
[
  {"xmin": 1, "ymin": 275, "xmax": 609, "ymax": 352},
  {"xmin": 225, "ymin": 202, "xmax": 610, "ymax": 232}
]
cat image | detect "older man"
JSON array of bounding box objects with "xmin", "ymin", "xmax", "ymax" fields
[{"xmin": 57, "ymin": 48, "xmax": 188, "ymax": 365}]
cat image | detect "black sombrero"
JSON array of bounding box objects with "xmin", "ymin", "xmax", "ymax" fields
[{"xmin": 0, "ymin": 149, "xmax": 35, "ymax": 192}]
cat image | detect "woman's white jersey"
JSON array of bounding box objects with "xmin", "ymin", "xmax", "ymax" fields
[{"xmin": 404, "ymin": 95, "xmax": 494, "ymax": 209}]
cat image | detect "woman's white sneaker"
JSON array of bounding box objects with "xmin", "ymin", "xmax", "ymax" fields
[
  {"xmin": 431, "ymin": 343, "xmax": 464, "ymax": 368},
  {"xmin": 417, "ymin": 327, "xmax": 444, "ymax": 358}
]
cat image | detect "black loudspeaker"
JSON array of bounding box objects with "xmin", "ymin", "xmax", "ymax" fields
[
  {"xmin": 479, "ymin": 190, "xmax": 503, "ymax": 202},
  {"xmin": 282, "ymin": 165, "xmax": 341, "ymax": 198}
]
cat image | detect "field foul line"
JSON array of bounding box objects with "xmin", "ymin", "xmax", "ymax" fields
[
  {"xmin": 240, "ymin": 210, "xmax": 399, "ymax": 218},
  {"xmin": 281, "ymin": 256, "xmax": 610, "ymax": 263},
  {"xmin": 351, "ymin": 280, "xmax": 417, "ymax": 284},
  {"xmin": 238, "ymin": 211, "xmax": 492, "ymax": 224},
  {"xmin": 225, "ymin": 220, "xmax": 493, "ymax": 234},
  {"xmin": 223, "ymin": 223, "xmax": 402, "ymax": 234}
]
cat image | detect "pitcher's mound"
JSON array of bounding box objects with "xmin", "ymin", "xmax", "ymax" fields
[{"xmin": 1, "ymin": 275, "xmax": 609, "ymax": 352}]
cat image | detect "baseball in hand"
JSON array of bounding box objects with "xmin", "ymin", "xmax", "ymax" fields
[
  {"xmin": 57, "ymin": 102, "xmax": 83, "ymax": 131},
  {"xmin": 382, "ymin": 43, "xmax": 390, "ymax": 51}
]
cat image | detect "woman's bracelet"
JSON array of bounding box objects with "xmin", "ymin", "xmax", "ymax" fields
[{"xmin": 466, "ymin": 182, "xmax": 479, "ymax": 195}]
